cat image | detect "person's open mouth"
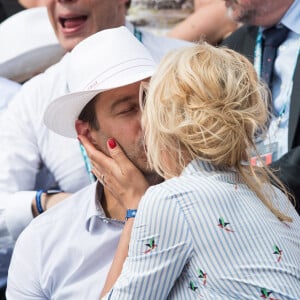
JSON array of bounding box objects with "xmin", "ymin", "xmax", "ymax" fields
[{"xmin": 59, "ymin": 15, "xmax": 88, "ymax": 35}]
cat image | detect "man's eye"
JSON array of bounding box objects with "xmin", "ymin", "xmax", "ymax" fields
[{"xmin": 118, "ymin": 105, "xmax": 138, "ymax": 115}]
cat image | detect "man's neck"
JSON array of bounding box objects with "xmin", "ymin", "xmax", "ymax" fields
[
  {"xmin": 98, "ymin": 173, "xmax": 162, "ymax": 221},
  {"xmin": 101, "ymin": 188, "xmax": 126, "ymax": 221}
]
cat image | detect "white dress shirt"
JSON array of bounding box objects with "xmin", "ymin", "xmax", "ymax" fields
[
  {"xmin": 6, "ymin": 183, "xmax": 124, "ymax": 299},
  {"xmin": 259, "ymin": 0, "xmax": 300, "ymax": 160},
  {"xmin": 0, "ymin": 77, "xmax": 20, "ymax": 112},
  {"xmin": 0, "ymin": 23, "xmax": 191, "ymax": 287}
]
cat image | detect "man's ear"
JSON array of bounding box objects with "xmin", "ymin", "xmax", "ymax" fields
[{"xmin": 75, "ymin": 120, "xmax": 94, "ymax": 142}]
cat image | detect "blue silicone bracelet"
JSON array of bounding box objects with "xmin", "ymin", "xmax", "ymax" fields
[
  {"xmin": 125, "ymin": 209, "xmax": 137, "ymax": 221},
  {"xmin": 35, "ymin": 190, "xmax": 45, "ymax": 214}
]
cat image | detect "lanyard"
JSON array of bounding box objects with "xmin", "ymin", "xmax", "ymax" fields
[
  {"xmin": 134, "ymin": 27, "xmax": 143, "ymax": 42},
  {"xmin": 79, "ymin": 142, "xmax": 96, "ymax": 183},
  {"xmin": 254, "ymin": 28, "xmax": 263, "ymax": 79}
]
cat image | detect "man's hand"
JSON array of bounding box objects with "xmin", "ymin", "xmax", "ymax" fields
[{"xmin": 32, "ymin": 192, "xmax": 72, "ymax": 217}]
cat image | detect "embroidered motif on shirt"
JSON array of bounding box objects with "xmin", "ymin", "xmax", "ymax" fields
[
  {"xmin": 260, "ymin": 288, "xmax": 280, "ymax": 300},
  {"xmin": 188, "ymin": 281, "xmax": 203, "ymax": 298},
  {"xmin": 218, "ymin": 217, "xmax": 234, "ymax": 232},
  {"xmin": 273, "ymin": 245, "xmax": 283, "ymax": 262},
  {"xmin": 189, "ymin": 280, "xmax": 198, "ymax": 291},
  {"xmin": 197, "ymin": 268, "xmax": 207, "ymax": 286},
  {"xmin": 144, "ymin": 238, "xmax": 157, "ymax": 254}
]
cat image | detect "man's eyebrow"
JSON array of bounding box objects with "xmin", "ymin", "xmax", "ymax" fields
[{"xmin": 110, "ymin": 95, "xmax": 136, "ymax": 112}]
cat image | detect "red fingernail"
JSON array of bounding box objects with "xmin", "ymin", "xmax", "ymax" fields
[{"xmin": 108, "ymin": 138, "xmax": 116, "ymax": 149}]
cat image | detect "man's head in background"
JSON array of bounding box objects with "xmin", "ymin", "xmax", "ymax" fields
[
  {"xmin": 224, "ymin": 0, "xmax": 294, "ymax": 26},
  {"xmin": 46, "ymin": 0, "xmax": 131, "ymax": 51}
]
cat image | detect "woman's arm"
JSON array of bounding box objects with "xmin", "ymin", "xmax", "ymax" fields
[
  {"xmin": 100, "ymin": 218, "xmax": 134, "ymax": 298},
  {"xmin": 102, "ymin": 187, "xmax": 193, "ymax": 299}
]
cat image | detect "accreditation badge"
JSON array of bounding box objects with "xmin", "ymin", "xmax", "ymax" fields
[{"xmin": 251, "ymin": 141, "xmax": 279, "ymax": 166}]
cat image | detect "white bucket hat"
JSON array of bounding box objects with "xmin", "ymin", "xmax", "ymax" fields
[
  {"xmin": 44, "ymin": 26, "xmax": 156, "ymax": 138},
  {"xmin": 0, "ymin": 7, "xmax": 65, "ymax": 83}
]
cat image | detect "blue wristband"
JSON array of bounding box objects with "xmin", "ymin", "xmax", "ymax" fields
[
  {"xmin": 125, "ymin": 209, "xmax": 137, "ymax": 221},
  {"xmin": 35, "ymin": 190, "xmax": 45, "ymax": 214}
]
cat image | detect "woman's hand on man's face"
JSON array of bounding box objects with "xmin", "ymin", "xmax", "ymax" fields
[{"xmin": 78, "ymin": 135, "xmax": 149, "ymax": 209}]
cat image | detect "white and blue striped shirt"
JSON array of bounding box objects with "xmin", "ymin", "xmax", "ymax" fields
[{"xmin": 107, "ymin": 159, "xmax": 300, "ymax": 299}]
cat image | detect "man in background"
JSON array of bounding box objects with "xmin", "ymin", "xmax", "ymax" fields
[{"xmin": 222, "ymin": 0, "xmax": 300, "ymax": 214}]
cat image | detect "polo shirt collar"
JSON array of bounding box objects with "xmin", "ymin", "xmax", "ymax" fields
[{"xmin": 85, "ymin": 181, "xmax": 124, "ymax": 233}]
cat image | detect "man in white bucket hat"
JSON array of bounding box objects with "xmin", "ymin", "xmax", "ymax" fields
[
  {"xmin": 0, "ymin": 0, "xmax": 190, "ymax": 294},
  {"xmin": 6, "ymin": 26, "xmax": 163, "ymax": 299},
  {"xmin": 0, "ymin": 7, "xmax": 65, "ymax": 113}
]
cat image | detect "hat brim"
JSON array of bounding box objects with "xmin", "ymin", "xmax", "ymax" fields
[
  {"xmin": 0, "ymin": 7, "xmax": 64, "ymax": 82},
  {"xmin": 44, "ymin": 67, "xmax": 154, "ymax": 138},
  {"xmin": 0, "ymin": 45, "xmax": 65, "ymax": 82}
]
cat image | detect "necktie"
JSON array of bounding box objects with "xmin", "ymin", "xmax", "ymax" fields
[{"xmin": 261, "ymin": 25, "xmax": 289, "ymax": 89}]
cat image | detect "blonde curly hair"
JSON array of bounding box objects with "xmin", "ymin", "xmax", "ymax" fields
[{"xmin": 142, "ymin": 43, "xmax": 292, "ymax": 222}]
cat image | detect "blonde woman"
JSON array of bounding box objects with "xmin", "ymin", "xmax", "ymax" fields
[{"xmin": 80, "ymin": 43, "xmax": 300, "ymax": 299}]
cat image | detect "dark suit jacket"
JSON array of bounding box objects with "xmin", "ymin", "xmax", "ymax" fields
[
  {"xmin": 0, "ymin": 0, "xmax": 23, "ymax": 18},
  {"xmin": 222, "ymin": 25, "xmax": 300, "ymax": 214}
]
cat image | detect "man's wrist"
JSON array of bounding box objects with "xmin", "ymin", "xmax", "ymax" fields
[
  {"xmin": 32, "ymin": 189, "xmax": 62, "ymax": 217},
  {"xmin": 31, "ymin": 195, "xmax": 40, "ymax": 217}
]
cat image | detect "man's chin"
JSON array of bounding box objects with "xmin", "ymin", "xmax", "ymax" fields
[
  {"xmin": 136, "ymin": 163, "xmax": 162, "ymax": 186},
  {"xmin": 144, "ymin": 172, "xmax": 163, "ymax": 186},
  {"xmin": 58, "ymin": 34, "xmax": 88, "ymax": 52}
]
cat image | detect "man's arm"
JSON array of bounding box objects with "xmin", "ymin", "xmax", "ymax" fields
[
  {"xmin": 31, "ymin": 192, "xmax": 71, "ymax": 217},
  {"xmin": 0, "ymin": 81, "xmax": 43, "ymax": 241},
  {"xmin": 0, "ymin": 55, "xmax": 87, "ymax": 245},
  {"xmin": 0, "ymin": 75, "xmax": 71, "ymax": 243}
]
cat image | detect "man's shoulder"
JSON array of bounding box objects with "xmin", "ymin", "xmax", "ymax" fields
[
  {"xmin": 3, "ymin": 53, "xmax": 70, "ymax": 121},
  {"xmin": 142, "ymin": 29, "xmax": 192, "ymax": 47},
  {"xmin": 29, "ymin": 53, "xmax": 68, "ymax": 83},
  {"xmin": 13, "ymin": 53, "xmax": 70, "ymax": 102},
  {"xmin": 221, "ymin": 25, "xmax": 258, "ymax": 61},
  {"xmin": 140, "ymin": 29, "xmax": 193, "ymax": 62}
]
